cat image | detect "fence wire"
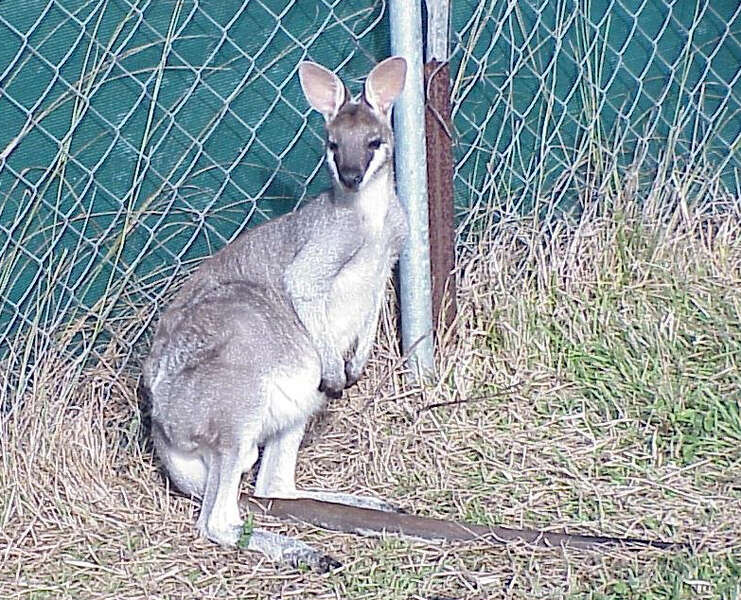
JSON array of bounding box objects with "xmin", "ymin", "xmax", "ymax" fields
[
  {"xmin": 0, "ymin": 0, "xmax": 739, "ymax": 384},
  {"xmin": 0, "ymin": 0, "xmax": 389, "ymax": 379},
  {"xmin": 450, "ymin": 0, "xmax": 740, "ymax": 223}
]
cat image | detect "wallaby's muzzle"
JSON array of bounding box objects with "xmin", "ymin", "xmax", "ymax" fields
[
  {"xmin": 333, "ymin": 139, "xmax": 372, "ymax": 192},
  {"xmin": 338, "ymin": 167, "xmax": 365, "ymax": 191}
]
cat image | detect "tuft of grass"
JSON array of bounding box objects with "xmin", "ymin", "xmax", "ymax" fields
[
  {"xmin": 568, "ymin": 551, "xmax": 741, "ymax": 599},
  {"xmin": 480, "ymin": 197, "xmax": 741, "ymax": 469},
  {"xmin": 238, "ymin": 513, "xmax": 255, "ymax": 549}
]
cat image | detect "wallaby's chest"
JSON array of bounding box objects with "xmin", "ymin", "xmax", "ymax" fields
[
  {"xmin": 334, "ymin": 195, "xmax": 404, "ymax": 288},
  {"xmin": 326, "ymin": 239, "xmax": 394, "ymax": 350},
  {"xmin": 336, "ymin": 239, "xmax": 391, "ymax": 287}
]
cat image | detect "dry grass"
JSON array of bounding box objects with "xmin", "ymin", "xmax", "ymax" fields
[{"xmin": 1, "ymin": 166, "xmax": 740, "ymax": 599}]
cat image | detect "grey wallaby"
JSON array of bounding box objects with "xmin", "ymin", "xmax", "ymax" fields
[{"xmin": 141, "ymin": 56, "xmax": 408, "ymax": 570}]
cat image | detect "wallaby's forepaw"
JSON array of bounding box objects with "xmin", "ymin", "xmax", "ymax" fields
[
  {"xmin": 344, "ymin": 361, "xmax": 363, "ymax": 388},
  {"xmin": 319, "ymin": 378, "xmax": 343, "ymax": 399},
  {"xmin": 245, "ymin": 529, "xmax": 341, "ymax": 573}
]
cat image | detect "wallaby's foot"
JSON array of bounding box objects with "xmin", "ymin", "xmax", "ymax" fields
[
  {"xmin": 245, "ymin": 529, "xmax": 342, "ymax": 573},
  {"xmin": 197, "ymin": 515, "xmax": 243, "ymax": 547},
  {"xmin": 197, "ymin": 518, "xmax": 341, "ymax": 573},
  {"xmin": 301, "ymin": 490, "xmax": 402, "ymax": 513}
]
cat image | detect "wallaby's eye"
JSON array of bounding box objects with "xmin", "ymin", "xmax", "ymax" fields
[
  {"xmin": 368, "ymin": 139, "xmax": 382, "ymax": 150},
  {"xmin": 327, "ymin": 141, "xmax": 338, "ymax": 152}
]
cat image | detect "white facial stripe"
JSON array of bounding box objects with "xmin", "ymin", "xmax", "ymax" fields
[
  {"xmin": 326, "ymin": 148, "xmax": 340, "ymax": 184},
  {"xmin": 360, "ymin": 144, "xmax": 387, "ymax": 188}
]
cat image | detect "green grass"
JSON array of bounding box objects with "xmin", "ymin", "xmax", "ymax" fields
[
  {"xmin": 423, "ymin": 190, "xmax": 741, "ymax": 599},
  {"xmin": 571, "ymin": 552, "xmax": 741, "ymax": 599},
  {"xmin": 494, "ymin": 263, "xmax": 741, "ymax": 467}
]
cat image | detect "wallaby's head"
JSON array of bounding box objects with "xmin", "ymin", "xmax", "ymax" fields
[{"xmin": 298, "ymin": 57, "xmax": 407, "ymax": 193}]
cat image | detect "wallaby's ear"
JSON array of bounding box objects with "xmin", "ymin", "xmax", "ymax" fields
[
  {"xmin": 363, "ymin": 56, "xmax": 407, "ymax": 117},
  {"xmin": 299, "ymin": 62, "xmax": 348, "ymax": 121}
]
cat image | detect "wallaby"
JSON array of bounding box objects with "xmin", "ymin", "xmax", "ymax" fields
[{"xmin": 141, "ymin": 57, "xmax": 408, "ymax": 570}]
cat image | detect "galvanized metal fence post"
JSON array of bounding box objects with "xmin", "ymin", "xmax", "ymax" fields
[{"xmin": 389, "ymin": 0, "xmax": 435, "ymax": 379}]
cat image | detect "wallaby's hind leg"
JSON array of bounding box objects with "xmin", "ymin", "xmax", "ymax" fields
[
  {"xmin": 254, "ymin": 420, "xmax": 305, "ymax": 498},
  {"xmin": 196, "ymin": 446, "xmax": 257, "ymax": 545},
  {"xmin": 254, "ymin": 411, "xmax": 399, "ymax": 513},
  {"xmin": 154, "ymin": 422, "xmax": 259, "ymax": 546},
  {"xmin": 152, "ymin": 428, "xmax": 207, "ymax": 499},
  {"xmin": 298, "ymin": 490, "xmax": 399, "ymax": 513},
  {"xmin": 157, "ymin": 432, "xmax": 340, "ymax": 571}
]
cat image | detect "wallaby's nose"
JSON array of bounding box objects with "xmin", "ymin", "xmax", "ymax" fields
[{"xmin": 339, "ymin": 169, "xmax": 364, "ymax": 191}]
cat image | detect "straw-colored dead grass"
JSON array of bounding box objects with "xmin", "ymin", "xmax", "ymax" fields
[{"xmin": 1, "ymin": 172, "xmax": 740, "ymax": 599}]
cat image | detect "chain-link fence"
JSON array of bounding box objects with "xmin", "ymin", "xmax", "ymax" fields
[
  {"xmin": 451, "ymin": 0, "xmax": 740, "ymax": 224},
  {"xmin": 0, "ymin": 1, "xmax": 391, "ymax": 378},
  {"xmin": 1, "ymin": 0, "xmax": 739, "ymax": 383}
]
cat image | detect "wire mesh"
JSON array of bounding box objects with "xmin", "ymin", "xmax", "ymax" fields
[
  {"xmin": 450, "ymin": 0, "xmax": 740, "ymax": 225},
  {"xmin": 0, "ymin": 0, "xmax": 739, "ymax": 384},
  {"xmin": 0, "ymin": 0, "xmax": 389, "ymax": 377}
]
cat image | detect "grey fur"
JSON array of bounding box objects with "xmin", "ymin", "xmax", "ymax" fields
[{"xmin": 141, "ymin": 57, "xmax": 408, "ymax": 570}]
